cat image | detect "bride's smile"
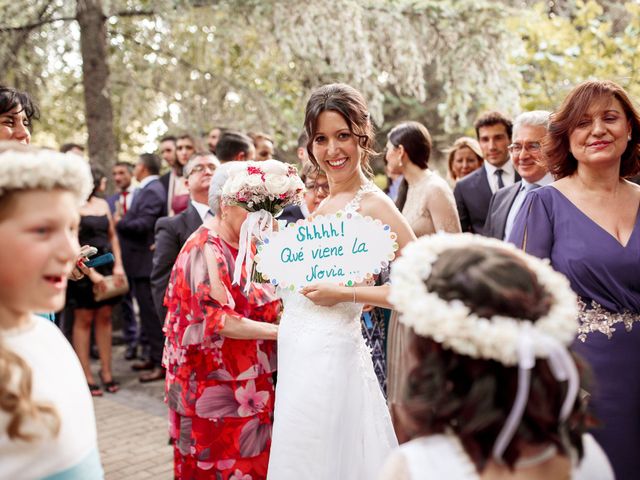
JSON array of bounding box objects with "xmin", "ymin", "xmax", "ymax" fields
[{"xmin": 312, "ymin": 111, "xmax": 362, "ymax": 177}]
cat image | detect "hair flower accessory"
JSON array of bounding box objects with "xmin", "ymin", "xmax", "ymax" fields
[
  {"xmin": 389, "ymin": 233, "xmax": 579, "ymax": 365},
  {"xmin": 223, "ymin": 160, "xmax": 304, "ymax": 290}
]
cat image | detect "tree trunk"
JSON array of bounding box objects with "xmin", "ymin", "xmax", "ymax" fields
[{"xmin": 76, "ymin": 0, "xmax": 116, "ymax": 179}]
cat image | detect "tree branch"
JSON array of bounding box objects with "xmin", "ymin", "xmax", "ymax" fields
[
  {"xmin": 110, "ymin": 9, "xmax": 155, "ymax": 19},
  {"xmin": 0, "ymin": 8, "xmax": 155, "ymax": 33},
  {"xmin": 0, "ymin": 15, "xmax": 76, "ymax": 33}
]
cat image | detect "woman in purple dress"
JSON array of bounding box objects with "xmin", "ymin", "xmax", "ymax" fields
[{"xmin": 509, "ymin": 79, "xmax": 640, "ymax": 479}]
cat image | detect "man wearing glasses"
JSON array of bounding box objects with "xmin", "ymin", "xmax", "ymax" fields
[
  {"xmin": 150, "ymin": 153, "xmax": 219, "ymax": 358},
  {"xmin": 484, "ymin": 111, "xmax": 554, "ymax": 240}
]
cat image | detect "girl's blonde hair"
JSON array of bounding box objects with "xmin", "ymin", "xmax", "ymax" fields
[{"xmin": 0, "ymin": 142, "xmax": 92, "ymax": 440}]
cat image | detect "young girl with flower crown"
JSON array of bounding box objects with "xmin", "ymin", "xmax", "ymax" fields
[
  {"xmin": 380, "ymin": 233, "xmax": 613, "ymax": 480},
  {"xmin": 0, "ymin": 142, "xmax": 103, "ymax": 479}
]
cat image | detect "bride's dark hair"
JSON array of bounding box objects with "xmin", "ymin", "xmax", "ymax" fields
[
  {"xmin": 303, "ymin": 83, "xmax": 375, "ymax": 178},
  {"xmin": 402, "ymin": 246, "xmax": 592, "ymax": 473}
]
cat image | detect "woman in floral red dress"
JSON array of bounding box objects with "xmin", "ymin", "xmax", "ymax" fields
[{"xmin": 163, "ymin": 163, "xmax": 280, "ymax": 480}]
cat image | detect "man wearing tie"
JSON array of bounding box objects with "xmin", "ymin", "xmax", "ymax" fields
[
  {"xmin": 484, "ymin": 111, "xmax": 553, "ymax": 240},
  {"xmin": 453, "ymin": 111, "xmax": 519, "ymax": 234},
  {"xmin": 116, "ymin": 154, "xmax": 167, "ymax": 381},
  {"xmin": 107, "ymin": 161, "xmax": 139, "ymax": 360}
]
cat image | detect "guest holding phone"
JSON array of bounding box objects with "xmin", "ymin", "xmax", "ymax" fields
[{"xmin": 67, "ymin": 165, "xmax": 125, "ymax": 396}]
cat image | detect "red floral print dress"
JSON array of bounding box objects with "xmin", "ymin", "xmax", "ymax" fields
[{"xmin": 162, "ymin": 226, "xmax": 280, "ymax": 480}]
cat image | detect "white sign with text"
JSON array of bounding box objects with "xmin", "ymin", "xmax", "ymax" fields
[{"xmin": 255, "ymin": 212, "xmax": 398, "ymax": 289}]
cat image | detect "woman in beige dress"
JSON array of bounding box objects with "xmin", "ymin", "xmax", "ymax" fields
[{"xmin": 384, "ymin": 121, "xmax": 461, "ymax": 442}]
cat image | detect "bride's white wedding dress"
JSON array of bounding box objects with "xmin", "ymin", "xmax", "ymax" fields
[{"xmin": 267, "ymin": 184, "xmax": 398, "ymax": 479}]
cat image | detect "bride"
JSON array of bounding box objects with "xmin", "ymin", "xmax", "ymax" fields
[{"xmin": 267, "ymin": 84, "xmax": 416, "ymax": 479}]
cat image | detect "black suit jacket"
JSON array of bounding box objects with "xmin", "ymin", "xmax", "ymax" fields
[
  {"xmin": 150, "ymin": 203, "xmax": 202, "ymax": 321},
  {"xmin": 453, "ymin": 167, "xmax": 520, "ymax": 235},
  {"xmin": 116, "ymin": 178, "xmax": 167, "ymax": 278},
  {"xmin": 279, "ymin": 205, "xmax": 306, "ymax": 225},
  {"xmin": 483, "ymin": 182, "xmax": 522, "ymax": 239}
]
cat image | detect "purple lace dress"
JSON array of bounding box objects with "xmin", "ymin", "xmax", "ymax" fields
[{"xmin": 509, "ymin": 186, "xmax": 640, "ymax": 480}]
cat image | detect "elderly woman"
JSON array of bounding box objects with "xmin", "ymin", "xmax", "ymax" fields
[
  {"xmin": 509, "ymin": 79, "xmax": 640, "ymax": 479},
  {"xmin": 446, "ymin": 136, "xmax": 483, "ymax": 183},
  {"xmin": 162, "ymin": 162, "xmax": 280, "ymax": 480}
]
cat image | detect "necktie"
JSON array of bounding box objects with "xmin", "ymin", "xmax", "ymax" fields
[
  {"xmin": 121, "ymin": 191, "xmax": 129, "ymax": 214},
  {"xmin": 495, "ymin": 169, "xmax": 505, "ymax": 189}
]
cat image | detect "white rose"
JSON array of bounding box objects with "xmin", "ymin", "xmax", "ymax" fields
[
  {"xmin": 223, "ymin": 174, "xmax": 245, "ymax": 196},
  {"xmin": 288, "ymin": 175, "xmax": 304, "ymax": 191},
  {"xmin": 261, "ymin": 159, "xmax": 287, "ymax": 175},
  {"xmin": 264, "ymin": 173, "xmax": 290, "ymax": 196},
  {"xmin": 245, "ymin": 173, "xmax": 264, "ymax": 188}
]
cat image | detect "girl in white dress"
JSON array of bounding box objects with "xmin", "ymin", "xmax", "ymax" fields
[
  {"xmin": 380, "ymin": 234, "xmax": 614, "ymax": 480},
  {"xmin": 0, "ymin": 143, "xmax": 103, "ymax": 479},
  {"xmin": 267, "ymin": 84, "xmax": 416, "ymax": 479}
]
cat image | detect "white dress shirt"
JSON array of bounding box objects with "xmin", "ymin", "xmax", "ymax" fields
[
  {"xmin": 138, "ymin": 174, "xmax": 159, "ymax": 190},
  {"xmin": 191, "ymin": 200, "xmax": 211, "ymax": 222},
  {"xmin": 484, "ymin": 161, "xmax": 516, "ymax": 194}
]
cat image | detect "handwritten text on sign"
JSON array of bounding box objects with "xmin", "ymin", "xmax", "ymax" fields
[{"xmin": 255, "ymin": 213, "xmax": 398, "ymax": 289}]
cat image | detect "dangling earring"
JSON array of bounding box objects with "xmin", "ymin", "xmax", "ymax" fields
[{"xmin": 628, "ymin": 134, "xmax": 632, "ymax": 141}]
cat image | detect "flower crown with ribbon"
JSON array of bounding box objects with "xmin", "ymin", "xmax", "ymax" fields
[{"xmin": 389, "ymin": 233, "xmax": 580, "ymax": 461}]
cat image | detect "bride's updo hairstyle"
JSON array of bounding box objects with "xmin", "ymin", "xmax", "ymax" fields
[
  {"xmin": 303, "ymin": 83, "xmax": 375, "ymax": 177},
  {"xmin": 403, "ymin": 246, "xmax": 591, "ymax": 472}
]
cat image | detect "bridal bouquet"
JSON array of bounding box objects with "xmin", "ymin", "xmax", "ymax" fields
[
  {"xmin": 222, "ymin": 160, "xmax": 304, "ymax": 215},
  {"xmin": 223, "ymin": 160, "xmax": 304, "ymax": 289}
]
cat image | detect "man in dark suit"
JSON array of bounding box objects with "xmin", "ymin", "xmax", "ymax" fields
[
  {"xmin": 454, "ymin": 111, "xmax": 518, "ymax": 234},
  {"xmin": 485, "ymin": 111, "xmax": 554, "ymax": 240},
  {"xmin": 115, "ymin": 153, "xmax": 167, "ymax": 382},
  {"xmin": 151, "ymin": 153, "xmax": 218, "ymax": 324},
  {"xmin": 107, "ymin": 161, "xmax": 139, "ymax": 359}
]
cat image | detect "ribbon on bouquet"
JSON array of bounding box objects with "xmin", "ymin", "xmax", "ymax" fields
[{"xmin": 233, "ymin": 210, "xmax": 274, "ymax": 293}]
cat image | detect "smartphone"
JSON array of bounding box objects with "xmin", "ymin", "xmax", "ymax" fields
[
  {"xmin": 85, "ymin": 253, "xmax": 115, "ymax": 268},
  {"xmin": 80, "ymin": 246, "xmax": 98, "ymax": 259}
]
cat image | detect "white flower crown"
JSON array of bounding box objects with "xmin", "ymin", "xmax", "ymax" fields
[
  {"xmin": 389, "ymin": 233, "xmax": 579, "ymax": 366},
  {"xmin": 0, "ymin": 144, "xmax": 92, "ymax": 203}
]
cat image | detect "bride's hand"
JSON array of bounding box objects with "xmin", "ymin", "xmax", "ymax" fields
[{"xmin": 300, "ymin": 283, "xmax": 349, "ymax": 307}]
